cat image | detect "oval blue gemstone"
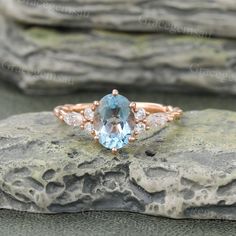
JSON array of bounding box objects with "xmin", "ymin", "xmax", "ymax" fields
[{"xmin": 94, "ymin": 93, "xmax": 135, "ymax": 150}]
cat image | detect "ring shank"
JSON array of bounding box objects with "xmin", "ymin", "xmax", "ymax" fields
[
  {"xmin": 54, "ymin": 102, "xmax": 182, "ymax": 120},
  {"xmin": 136, "ymin": 102, "xmax": 168, "ymax": 113}
]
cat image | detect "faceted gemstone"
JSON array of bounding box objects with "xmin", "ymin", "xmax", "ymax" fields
[
  {"xmin": 84, "ymin": 122, "xmax": 94, "ymax": 133},
  {"xmin": 94, "ymin": 93, "xmax": 135, "ymax": 150},
  {"xmin": 84, "ymin": 108, "xmax": 94, "ymax": 121},
  {"xmin": 64, "ymin": 112, "xmax": 83, "ymax": 126},
  {"xmin": 135, "ymin": 108, "xmax": 146, "ymax": 121},
  {"xmin": 135, "ymin": 122, "xmax": 146, "ymax": 133},
  {"xmin": 147, "ymin": 113, "xmax": 169, "ymax": 127}
]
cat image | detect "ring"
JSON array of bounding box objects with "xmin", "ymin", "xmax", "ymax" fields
[{"xmin": 54, "ymin": 89, "xmax": 183, "ymax": 153}]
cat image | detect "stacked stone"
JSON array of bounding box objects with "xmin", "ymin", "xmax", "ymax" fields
[{"xmin": 0, "ymin": 0, "xmax": 236, "ymax": 95}]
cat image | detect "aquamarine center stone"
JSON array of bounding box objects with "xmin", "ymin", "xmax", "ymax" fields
[{"xmin": 94, "ymin": 93, "xmax": 135, "ymax": 150}]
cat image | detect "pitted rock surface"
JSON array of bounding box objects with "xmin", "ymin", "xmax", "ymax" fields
[{"xmin": 0, "ymin": 109, "xmax": 236, "ymax": 220}]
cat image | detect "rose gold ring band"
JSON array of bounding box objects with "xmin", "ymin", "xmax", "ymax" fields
[{"xmin": 54, "ymin": 102, "xmax": 183, "ymax": 122}]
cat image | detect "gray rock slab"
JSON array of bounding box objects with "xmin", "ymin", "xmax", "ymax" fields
[
  {"xmin": 0, "ymin": 109, "xmax": 236, "ymax": 220},
  {"xmin": 1, "ymin": 0, "xmax": 236, "ymax": 38},
  {"xmin": 0, "ymin": 16, "xmax": 236, "ymax": 95}
]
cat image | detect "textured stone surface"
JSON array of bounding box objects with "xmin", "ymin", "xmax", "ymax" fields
[
  {"xmin": 1, "ymin": 83, "xmax": 236, "ymax": 236},
  {"xmin": 1, "ymin": 0, "xmax": 236, "ymax": 38},
  {"xmin": 0, "ymin": 16, "xmax": 236, "ymax": 95},
  {"xmin": 0, "ymin": 109, "xmax": 236, "ymax": 220}
]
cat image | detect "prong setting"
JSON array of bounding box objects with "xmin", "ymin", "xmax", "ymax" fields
[
  {"xmin": 129, "ymin": 136, "xmax": 136, "ymax": 142},
  {"xmin": 92, "ymin": 101, "xmax": 100, "ymax": 111},
  {"xmin": 59, "ymin": 115, "xmax": 63, "ymax": 120},
  {"xmin": 112, "ymin": 89, "xmax": 119, "ymax": 96},
  {"xmin": 129, "ymin": 102, "xmax": 137, "ymax": 112},
  {"xmin": 93, "ymin": 101, "xmax": 100, "ymax": 107},
  {"xmin": 91, "ymin": 129, "xmax": 96, "ymax": 135},
  {"xmin": 134, "ymin": 131, "xmax": 139, "ymax": 136},
  {"xmin": 112, "ymin": 148, "xmax": 118, "ymax": 154}
]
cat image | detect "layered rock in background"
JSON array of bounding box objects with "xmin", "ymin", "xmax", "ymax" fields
[
  {"xmin": 1, "ymin": 0, "xmax": 236, "ymax": 38},
  {"xmin": 0, "ymin": 109, "xmax": 236, "ymax": 220},
  {"xmin": 0, "ymin": 16, "xmax": 236, "ymax": 95}
]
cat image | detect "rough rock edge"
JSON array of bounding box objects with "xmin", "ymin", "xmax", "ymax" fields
[
  {"xmin": 0, "ymin": 110, "xmax": 236, "ymax": 220},
  {"xmin": 1, "ymin": 0, "xmax": 236, "ymax": 38},
  {"xmin": 0, "ymin": 16, "xmax": 236, "ymax": 95}
]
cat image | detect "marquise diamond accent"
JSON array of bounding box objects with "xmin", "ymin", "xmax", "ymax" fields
[
  {"xmin": 147, "ymin": 113, "xmax": 169, "ymax": 127},
  {"xmin": 64, "ymin": 112, "xmax": 83, "ymax": 126}
]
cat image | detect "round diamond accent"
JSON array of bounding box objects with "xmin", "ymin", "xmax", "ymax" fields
[
  {"xmin": 135, "ymin": 123, "xmax": 146, "ymax": 133},
  {"xmin": 94, "ymin": 93, "xmax": 135, "ymax": 150},
  {"xmin": 84, "ymin": 122, "xmax": 94, "ymax": 133},
  {"xmin": 64, "ymin": 112, "xmax": 83, "ymax": 126},
  {"xmin": 135, "ymin": 108, "xmax": 146, "ymax": 121},
  {"xmin": 84, "ymin": 108, "xmax": 94, "ymax": 121}
]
